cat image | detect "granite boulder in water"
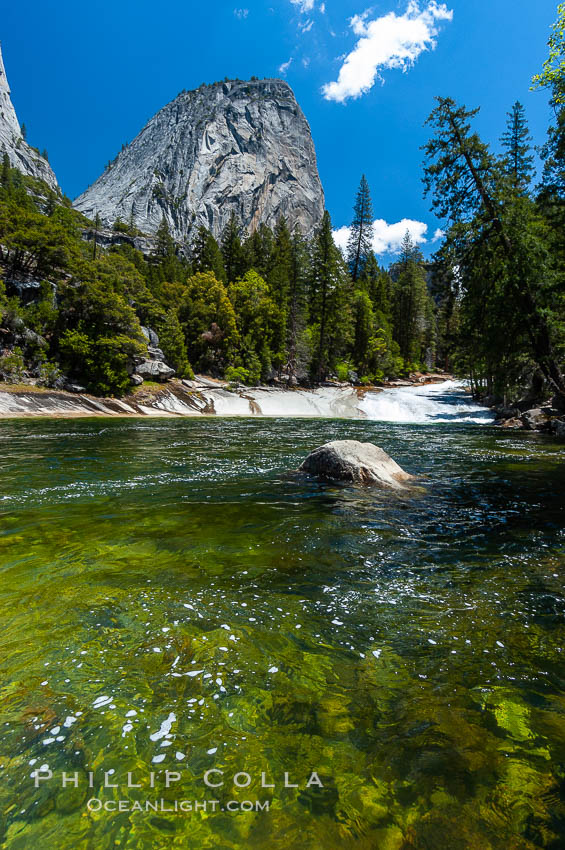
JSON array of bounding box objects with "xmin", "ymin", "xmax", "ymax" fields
[{"xmin": 299, "ymin": 440, "xmax": 412, "ymax": 489}]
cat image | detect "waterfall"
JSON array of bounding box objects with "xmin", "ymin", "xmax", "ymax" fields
[{"xmin": 359, "ymin": 380, "xmax": 494, "ymax": 424}]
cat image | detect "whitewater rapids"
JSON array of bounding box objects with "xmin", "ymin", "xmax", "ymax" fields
[
  {"xmin": 358, "ymin": 380, "xmax": 494, "ymax": 425},
  {"xmin": 0, "ymin": 380, "xmax": 494, "ymax": 424}
]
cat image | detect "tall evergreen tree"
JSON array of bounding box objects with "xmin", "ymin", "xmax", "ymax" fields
[
  {"xmin": 1, "ymin": 153, "xmax": 10, "ymax": 188},
  {"xmin": 221, "ymin": 212, "xmax": 246, "ymax": 283},
  {"xmin": 285, "ymin": 226, "xmax": 310, "ymax": 384},
  {"xmin": 501, "ymin": 101, "xmax": 534, "ymax": 192},
  {"xmin": 92, "ymin": 212, "xmax": 101, "ymax": 261},
  {"xmin": 269, "ymin": 217, "xmax": 293, "ymax": 303},
  {"xmin": 244, "ymin": 224, "xmax": 274, "ymax": 279},
  {"xmin": 346, "ymin": 175, "xmax": 375, "ymax": 282},
  {"xmin": 157, "ymin": 308, "xmax": 193, "ymax": 377},
  {"xmin": 309, "ymin": 211, "xmax": 351, "ymax": 381},
  {"xmin": 424, "ymin": 96, "xmax": 565, "ymax": 399},
  {"xmin": 391, "ymin": 235, "xmax": 430, "ymax": 366},
  {"xmin": 156, "ymin": 216, "xmax": 175, "ymax": 258},
  {"xmin": 191, "ymin": 226, "xmax": 226, "ymax": 282}
]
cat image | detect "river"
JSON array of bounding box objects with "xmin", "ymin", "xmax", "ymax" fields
[{"xmin": 0, "ymin": 383, "xmax": 563, "ymax": 849}]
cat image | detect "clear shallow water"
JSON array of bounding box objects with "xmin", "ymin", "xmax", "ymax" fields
[{"xmin": 0, "ymin": 412, "xmax": 564, "ymax": 849}]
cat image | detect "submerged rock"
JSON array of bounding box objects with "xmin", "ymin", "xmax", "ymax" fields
[{"xmin": 298, "ymin": 440, "xmax": 413, "ymax": 489}]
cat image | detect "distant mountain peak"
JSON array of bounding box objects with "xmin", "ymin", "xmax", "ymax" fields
[{"xmin": 74, "ymin": 76, "xmax": 324, "ymax": 243}]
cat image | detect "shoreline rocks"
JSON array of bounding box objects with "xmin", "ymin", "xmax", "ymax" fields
[
  {"xmin": 298, "ymin": 440, "xmax": 413, "ymax": 489},
  {"xmin": 494, "ymin": 402, "xmax": 565, "ymax": 437}
]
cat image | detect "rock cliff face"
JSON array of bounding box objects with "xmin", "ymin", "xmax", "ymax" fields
[
  {"xmin": 73, "ymin": 78, "xmax": 324, "ymax": 243},
  {"xmin": 0, "ymin": 45, "xmax": 58, "ymax": 191}
]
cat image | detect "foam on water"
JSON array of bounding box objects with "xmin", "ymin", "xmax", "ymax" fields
[{"xmin": 359, "ymin": 380, "xmax": 495, "ymax": 424}]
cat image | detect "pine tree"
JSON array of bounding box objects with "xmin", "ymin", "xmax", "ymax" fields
[
  {"xmin": 1, "ymin": 153, "xmax": 10, "ymax": 188},
  {"xmin": 395, "ymin": 230, "xmax": 424, "ymax": 272},
  {"xmin": 424, "ymin": 96, "xmax": 565, "ymax": 399},
  {"xmin": 244, "ymin": 224, "xmax": 274, "ymax": 278},
  {"xmin": 20, "ymin": 123, "xmax": 27, "ymax": 141},
  {"xmin": 156, "ymin": 216, "xmax": 175, "ymax": 258},
  {"xmin": 352, "ymin": 289, "xmax": 374, "ymax": 373},
  {"xmin": 501, "ymin": 101, "xmax": 534, "ymax": 192},
  {"xmin": 360, "ymin": 254, "xmax": 391, "ymax": 316},
  {"xmin": 93, "ymin": 212, "xmax": 101, "ymax": 261},
  {"xmin": 346, "ymin": 175, "xmax": 374, "ymax": 282},
  {"xmin": 157, "ymin": 309, "xmax": 193, "ymax": 378},
  {"xmin": 191, "ymin": 226, "xmax": 226, "ymax": 282},
  {"xmin": 309, "ymin": 211, "xmax": 351, "ymax": 381},
  {"xmin": 286, "ymin": 226, "xmax": 309, "ymax": 384},
  {"xmin": 391, "ymin": 236, "xmax": 430, "ymax": 367},
  {"xmin": 269, "ymin": 217, "xmax": 293, "ymax": 303},
  {"xmin": 221, "ymin": 212, "xmax": 246, "ymax": 283}
]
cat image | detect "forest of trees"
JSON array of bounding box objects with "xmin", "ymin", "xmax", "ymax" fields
[
  {"xmin": 0, "ymin": 163, "xmax": 438, "ymax": 396},
  {"xmin": 0, "ymin": 4, "xmax": 563, "ymax": 402},
  {"xmin": 425, "ymin": 4, "xmax": 565, "ymax": 405}
]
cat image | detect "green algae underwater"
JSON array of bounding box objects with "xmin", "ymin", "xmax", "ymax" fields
[{"xmin": 0, "ymin": 415, "xmax": 564, "ymax": 850}]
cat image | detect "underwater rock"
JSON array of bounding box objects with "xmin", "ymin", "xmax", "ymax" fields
[{"xmin": 298, "ymin": 440, "xmax": 413, "ymax": 488}]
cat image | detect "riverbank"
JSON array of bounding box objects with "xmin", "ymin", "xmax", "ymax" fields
[
  {"xmin": 0, "ymin": 381, "xmax": 369, "ymax": 419},
  {"xmin": 489, "ymin": 398, "xmax": 565, "ymax": 438},
  {"xmin": 0, "ymin": 375, "xmax": 492, "ymax": 422}
]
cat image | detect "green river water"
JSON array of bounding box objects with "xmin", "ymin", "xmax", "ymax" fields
[{"xmin": 0, "ymin": 401, "xmax": 564, "ymax": 849}]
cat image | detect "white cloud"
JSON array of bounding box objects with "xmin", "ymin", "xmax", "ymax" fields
[
  {"xmin": 303, "ymin": 57, "xmax": 311, "ymax": 68},
  {"xmin": 322, "ymin": 1, "xmax": 453, "ymax": 103},
  {"xmin": 291, "ymin": 0, "xmax": 315, "ymax": 12},
  {"xmin": 320, "ymin": 2, "xmax": 326, "ymax": 12},
  {"xmin": 432, "ymin": 227, "xmax": 445, "ymax": 241},
  {"xmin": 233, "ymin": 7, "xmax": 249, "ymax": 19},
  {"xmin": 333, "ymin": 218, "xmax": 429, "ymax": 255},
  {"xmin": 301, "ymin": 19, "xmax": 314, "ymax": 33},
  {"xmin": 279, "ymin": 57, "xmax": 293, "ymax": 74}
]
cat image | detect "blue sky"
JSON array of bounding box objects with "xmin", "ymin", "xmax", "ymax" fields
[{"xmin": 1, "ymin": 0, "xmax": 559, "ymax": 256}]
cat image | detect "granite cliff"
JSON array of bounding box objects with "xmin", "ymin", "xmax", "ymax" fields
[
  {"xmin": 0, "ymin": 44, "xmax": 58, "ymax": 191},
  {"xmin": 74, "ymin": 78, "xmax": 324, "ymax": 243}
]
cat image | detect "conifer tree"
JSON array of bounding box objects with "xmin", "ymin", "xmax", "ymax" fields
[
  {"xmin": 391, "ymin": 234, "xmax": 430, "ymax": 367},
  {"xmin": 221, "ymin": 212, "xmax": 246, "ymax": 283},
  {"xmin": 191, "ymin": 226, "xmax": 226, "ymax": 282},
  {"xmin": 1, "ymin": 153, "xmax": 10, "ymax": 188},
  {"xmin": 309, "ymin": 211, "xmax": 351, "ymax": 381},
  {"xmin": 424, "ymin": 95, "xmax": 565, "ymax": 399},
  {"xmin": 501, "ymin": 101, "xmax": 534, "ymax": 192},
  {"xmin": 244, "ymin": 224, "xmax": 274, "ymax": 278},
  {"xmin": 156, "ymin": 215, "xmax": 175, "ymax": 258},
  {"xmin": 286, "ymin": 226, "xmax": 310, "ymax": 384},
  {"xmin": 92, "ymin": 212, "xmax": 101, "ymax": 261},
  {"xmin": 157, "ymin": 308, "xmax": 193, "ymax": 377},
  {"xmin": 269, "ymin": 217, "xmax": 293, "ymax": 303},
  {"xmin": 347, "ymin": 174, "xmax": 374, "ymax": 282}
]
